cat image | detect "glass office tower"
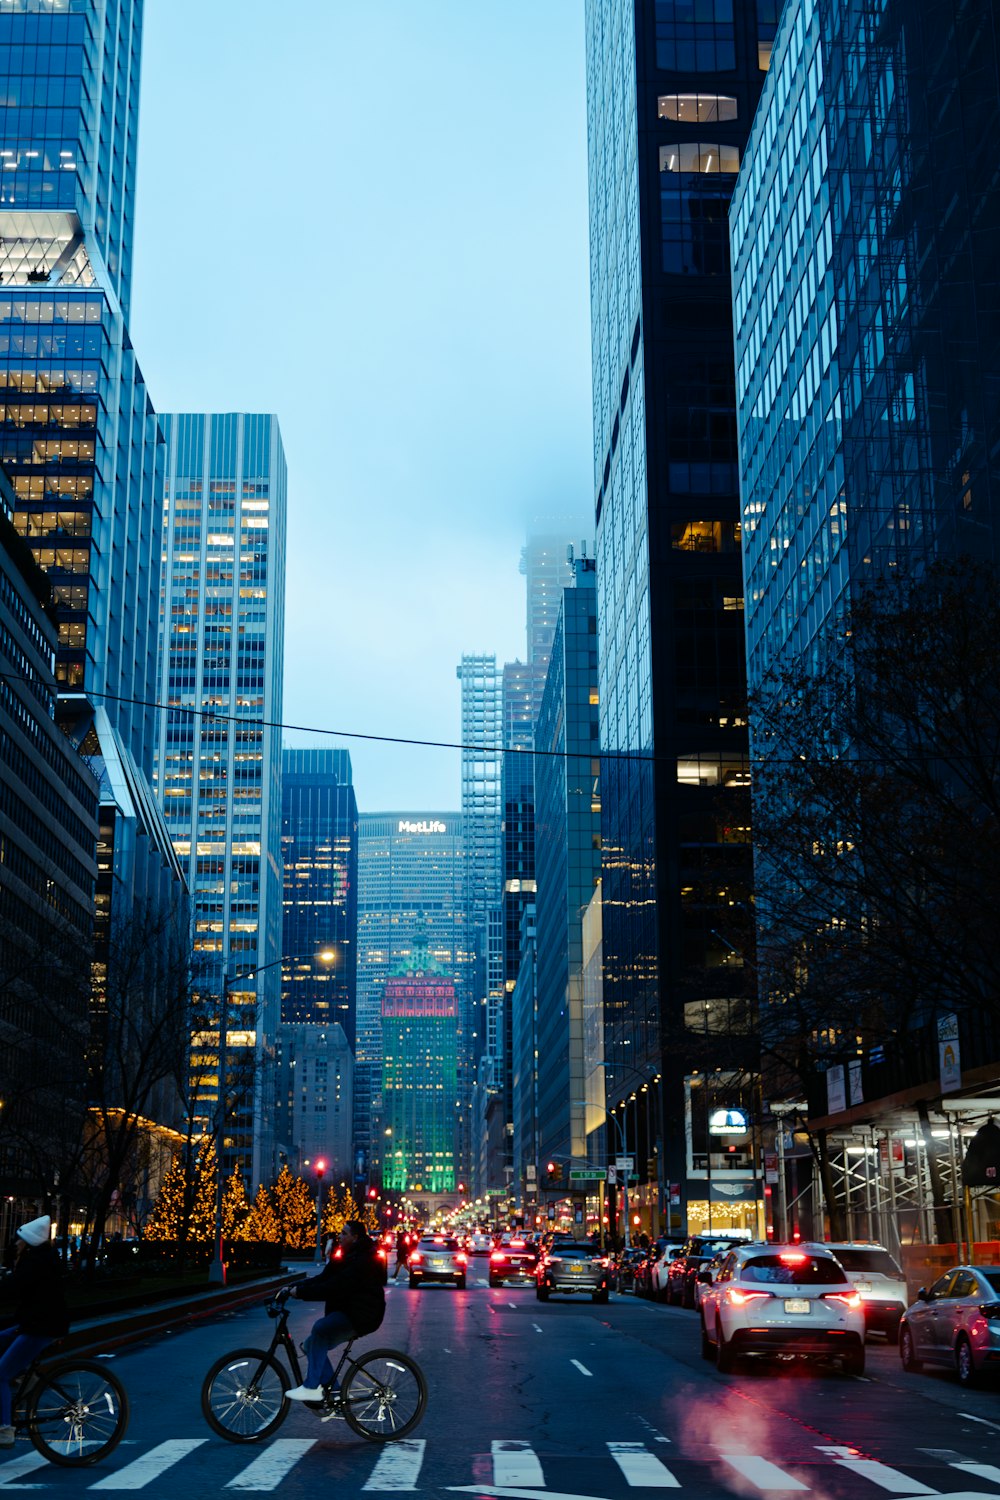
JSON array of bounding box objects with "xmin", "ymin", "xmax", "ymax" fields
[
  {"xmin": 281, "ymin": 748, "xmax": 358, "ymax": 1034},
  {"xmin": 533, "ymin": 559, "xmax": 602, "ymax": 1176},
  {"xmin": 356, "ymin": 812, "xmax": 468, "ymax": 1187},
  {"xmin": 585, "ymin": 2, "xmax": 766, "ymax": 1220},
  {"xmin": 156, "ymin": 412, "xmax": 287, "ymax": 1185},
  {"xmin": 381, "ymin": 944, "xmax": 458, "ymax": 1198},
  {"xmin": 0, "ymin": 0, "xmax": 185, "ymax": 1138},
  {"xmin": 733, "ymin": 0, "xmax": 1000, "ymax": 691}
]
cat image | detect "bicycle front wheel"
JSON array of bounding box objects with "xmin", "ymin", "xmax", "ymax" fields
[
  {"xmin": 201, "ymin": 1347, "xmax": 289, "ymax": 1443},
  {"xmin": 342, "ymin": 1348, "xmax": 427, "ymax": 1442},
  {"xmin": 27, "ymin": 1358, "xmax": 129, "ymax": 1467}
]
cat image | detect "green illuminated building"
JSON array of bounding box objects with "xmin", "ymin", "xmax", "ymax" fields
[{"xmin": 382, "ymin": 943, "xmax": 457, "ymax": 1194}]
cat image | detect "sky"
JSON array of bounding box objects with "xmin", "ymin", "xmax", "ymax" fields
[{"xmin": 130, "ymin": 1, "xmax": 594, "ymax": 812}]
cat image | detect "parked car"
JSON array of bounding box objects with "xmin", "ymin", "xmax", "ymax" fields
[
  {"xmin": 825, "ymin": 1242, "xmax": 908, "ymax": 1343},
  {"xmin": 408, "ymin": 1234, "xmax": 469, "ymax": 1290},
  {"xmin": 899, "ymin": 1264, "xmax": 1000, "ymax": 1386},
  {"xmin": 536, "ymin": 1240, "xmax": 612, "ymax": 1302},
  {"xmin": 699, "ymin": 1243, "xmax": 866, "ymax": 1374},
  {"xmin": 489, "ymin": 1237, "xmax": 538, "ymax": 1287},
  {"xmin": 664, "ymin": 1236, "xmax": 744, "ymax": 1307},
  {"xmin": 650, "ymin": 1242, "xmax": 689, "ymax": 1302},
  {"xmin": 693, "ymin": 1250, "xmax": 728, "ymax": 1310},
  {"xmin": 616, "ymin": 1246, "xmax": 649, "ymax": 1294}
]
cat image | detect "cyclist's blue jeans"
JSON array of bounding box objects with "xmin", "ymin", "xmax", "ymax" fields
[
  {"xmin": 303, "ymin": 1311, "xmax": 354, "ymax": 1389},
  {"xmin": 0, "ymin": 1328, "xmax": 53, "ymax": 1425}
]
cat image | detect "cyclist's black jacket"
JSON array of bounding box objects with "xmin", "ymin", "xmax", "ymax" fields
[
  {"xmin": 294, "ymin": 1242, "xmax": 385, "ymax": 1334},
  {"xmin": 3, "ymin": 1243, "xmax": 70, "ymax": 1338}
]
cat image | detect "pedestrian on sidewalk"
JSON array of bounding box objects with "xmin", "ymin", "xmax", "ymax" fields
[{"xmin": 0, "ymin": 1217, "xmax": 70, "ymax": 1447}]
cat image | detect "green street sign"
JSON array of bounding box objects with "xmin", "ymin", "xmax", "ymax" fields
[{"xmin": 568, "ymin": 1170, "xmax": 603, "ymax": 1182}]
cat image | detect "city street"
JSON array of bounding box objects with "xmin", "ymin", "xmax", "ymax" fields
[{"xmin": 6, "ymin": 1276, "xmax": 1000, "ymax": 1499}]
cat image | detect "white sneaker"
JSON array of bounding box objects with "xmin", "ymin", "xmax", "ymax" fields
[{"xmin": 286, "ymin": 1384, "xmax": 324, "ymax": 1401}]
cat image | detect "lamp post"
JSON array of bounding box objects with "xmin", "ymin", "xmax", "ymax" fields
[{"xmin": 209, "ymin": 946, "xmax": 336, "ymax": 1286}]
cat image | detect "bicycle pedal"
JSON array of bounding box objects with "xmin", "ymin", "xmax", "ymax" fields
[{"xmin": 319, "ymin": 1399, "xmax": 346, "ymax": 1423}]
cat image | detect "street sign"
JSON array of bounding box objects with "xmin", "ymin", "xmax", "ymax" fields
[
  {"xmin": 614, "ymin": 1156, "xmax": 634, "ymax": 1172},
  {"xmin": 568, "ymin": 1169, "xmax": 603, "ymax": 1182},
  {"xmin": 606, "ymin": 1166, "xmax": 618, "ymax": 1186}
]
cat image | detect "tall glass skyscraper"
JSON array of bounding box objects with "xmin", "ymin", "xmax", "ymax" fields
[
  {"xmin": 585, "ymin": 1, "xmax": 766, "ymax": 1221},
  {"xmin": 156, "ymin": 412, "xmax": 287, "ymax": 1185},
  {"xmin": 0, "ymin": 0, "xmax": 185, "ymax": 1134},
  {"xmin": 281, "ymin": 748, "xmax": 358, "ymax": 1034},
  {"xmin": 356, "ymin": 812, "xmax": 468, "ymax": 1187},
  {"xmin": 381, "ymin": 943, "xmax": 458, "ymax": 1198}
]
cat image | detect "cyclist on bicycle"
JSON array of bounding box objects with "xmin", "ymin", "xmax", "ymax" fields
[
  {"xmin": 284, "ymin": 1220, "xmax": 385, "ymax": 1400},
  {"xmin": 0, "ymin": 1217, "xmax": 70, "ymax": 1447}
]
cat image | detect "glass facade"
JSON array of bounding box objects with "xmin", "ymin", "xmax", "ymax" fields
[
  {"xmin": 733, "ymin": 0, "xmax": 1000, "ymax": 700},
  {"xmin": 381, "ymin": 944, "xmax": 458, "ymax": 1196},
  {"xmin": 0, "ymin": 0, "xmax": 186, "ymax": 1141},
  {"xmin": 585, "ymin": 0, "xmax": 761, "ymax": 1216},
  {"xmin": 156, "ymin": 412, "xmax": 287, "ymax": 1186},
  {"xmin": 281, "ymin": 748, "xmax": 358, "ymax": 1034},
  {"xmin": 356, "ymin": 812, "xmax": 469, "ymax": 1188},
  {"xmin": 532, "ymin": 560, "xmax": 602, "ymax": 1179}
]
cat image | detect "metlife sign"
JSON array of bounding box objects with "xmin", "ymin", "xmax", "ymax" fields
[{"xmin": 397, "ymin": 819, "xmax": 447, "ymax": 835}]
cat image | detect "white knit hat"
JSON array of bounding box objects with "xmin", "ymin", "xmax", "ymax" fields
[{"xmin": 17, "ymin": 1215, "xmax": 51, "ymax": 1247}]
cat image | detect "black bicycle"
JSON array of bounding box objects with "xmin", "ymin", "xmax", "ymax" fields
[
  {"xmin": 201, "ymin": 1290, "xmax": 427, "ymax": 1444},
  {"xmin": 8, "ymin": 1347, "xmax": 129, "ymax": 1466}
]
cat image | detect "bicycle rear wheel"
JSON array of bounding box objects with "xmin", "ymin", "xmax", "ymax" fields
[
  {"xmin": 201, "ymin": 1347, "xmax": 289, "ymax": 1442},
  {"xmin": 342, "ymin": 1348, "xmax": 427, "ymax": 1442},
  {"xmin": 27, "ymin": 1358, "xmax": 129, "ymax": 1467}
]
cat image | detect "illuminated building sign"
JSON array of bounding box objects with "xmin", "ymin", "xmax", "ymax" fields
[
  {"xmin": 709, "ymin": 1107, "xmax": 749, "ymax": 1135},
  {"xmin": 397, "ymin": 819, "xmax": 447, "ymax": 835}
]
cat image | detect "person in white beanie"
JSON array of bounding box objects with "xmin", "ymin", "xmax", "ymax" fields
[{"xmin": 0, "ymin": 1217, "xmax": 70, "ymax": 1447}]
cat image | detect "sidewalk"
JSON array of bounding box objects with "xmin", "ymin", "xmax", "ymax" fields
[{"xmin": 60, "ymin": 1270, "xmax": 306, "ymax": 1357}]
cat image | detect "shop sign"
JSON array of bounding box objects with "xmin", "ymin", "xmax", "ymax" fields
[
  {"xmin": 709, "ymin": 1108, "xmax": 748, "ymax": 1135},
  {"xmin": 764, "ymin": 1151, "xmax": 779, "ymax": 1184},
  {"xmin": 938, "ymin": 1014, "xmax": 961, "ymax": 1093},
  {"xmin": 826, "ymin": 1065, "xmax": 847, "ymax": 1114}
]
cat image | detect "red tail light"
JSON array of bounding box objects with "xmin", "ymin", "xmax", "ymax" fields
[
  {"xmin": 490, "ymin": 1251, "xmax": 506, "ymax": 1263},
  {"xmin": 823, "ymin": 1291, "xmax": 862, "ymax": 1309},
  {"xmin": 409, "ymin": 1251, "xmax": 423, "ymax": 1264},
  {"xmin": 377, "ymin": 1248, "xmax": 387, "ymax": 1261},
  {"xmin": 456, "ymin": 1252, "xmax": 468, "ymax": 1264},
  {"xmin": 728, "ymin": 1288, "xmax": 772, "ymax": 1306},
  {"xmin": 779, "ymin": 1252, "xmax": 807, "ymax": 1265}
]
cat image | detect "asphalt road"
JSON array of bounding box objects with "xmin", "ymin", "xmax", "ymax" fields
[{"xmin": 6, "ymin": 1264, "xmax": 1000, "ymax": 1499}]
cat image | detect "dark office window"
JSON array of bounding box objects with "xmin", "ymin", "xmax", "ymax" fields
[{"xmin": 655, "ymin": 0, "xmax": 736, "ymax": 72}]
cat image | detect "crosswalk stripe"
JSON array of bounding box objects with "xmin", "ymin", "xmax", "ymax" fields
[
  {"xmin": 493, "ymin": 1441, "xmax": 544, "ymax": 1488},
  {"xmin": 721, "ymin": 1455, "xmax": 809, "ymax": 1491},
  {"xmin": 607, "ymin": 1441, "xmax": 680, "ymax": 1487},
  {"xmin": 90, "ymin": 1440, "xmax": 207, "ymax": 1490},
  {"xmin": 227, "ymin": 1440, "xmax": 316, "ymax": 1490},
  {"xmin": 951, "ymin": 1464, "xmax": 1000, "ymax": 1487},
  {"xmin": 833, "ymin": 1459, "xmax": 937, "ymax": 1494},
  {"xmin": 363, "ymin": 1440, "xmax": 426, "ymax": 1492},
  {"xmin": 0, "ymin": 1453, "xmax": 49, "ymax": 1487}
]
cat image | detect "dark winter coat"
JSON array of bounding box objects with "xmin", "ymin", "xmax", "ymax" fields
[
  {"xmin": 3, "ymin": 1242, "xmax": 70, "ymax": 1339},
  {"xmin": 294, "ymin": 1238, "xmax": 385, "ymax": 1335}
]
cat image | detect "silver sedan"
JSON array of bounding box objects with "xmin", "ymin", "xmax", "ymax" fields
[{"xmin": 899, "ymin": 1264, "xmax": 1000, "ymax": 1386}]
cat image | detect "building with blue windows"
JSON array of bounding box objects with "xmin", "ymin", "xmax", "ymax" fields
[
  {"xmin": 0, "ymin": 0, "xmax": 186, "ymax": 1146},
  {"xmin": 532, "ymin": 557, "xmax": 603, "ymax": 1190},
  {"xmin": 732, "ymin": 0, "xmax": 1000, "ymax": 691},
  {"xmin": 156, "ymin": 412, "xmax": 287, "ymax": 1185},
  {"xmin": 281, "ymin": 748, "xmax": 358, "ymax": 1035},
  {"xmin": 585, "ymin": 1, "xmax": 766, "ymax": 1229}
]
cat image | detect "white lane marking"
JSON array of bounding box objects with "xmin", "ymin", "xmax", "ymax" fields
[
  {"xmin": 921, "ymin": 1452, "xmax": 969, "ymax": 1462},
  {"xmin": 91, "ymin": 1440, "xmax": 208, "ymax": 1490},
  {"xmin": 960, "ymin": 1413, "xmax": 1000, "ymax": 1435},
  {"xmin": 532, "ymin": 1324, "xmax": 543, "ymax": 1332},
  {"xmin": 0, "ymin": 1453, "xmax": 49, "ymax": 1488},
  {"xmin": 509, "ymin": 1303, "xmax": 517, "ymax": 1309},
  {"xmin": 227, "ymin": 1440, "xmax": 316, "ymax": 1490},
  {"xmin": 607, "ymin": 1441, "xmax": 680, "ymax": 1487},
  {"xmin": 834, "ymin": 1459, "xmax": 938, "ymax": 1494},
  {"xmin": 570, "ymin": 1359, "xmax": 593, "ymax": 1377},
  {"xmin": 493, "ymin": 1441, "xmax": 544, "ymax": 1488},
  {"xmin": 363, "ymin": 1439, "xmax": 426, "ymax": 1491},
  {"xmin": 952, "ymin": 1466, "xmax": 1000, "ymax": 1487},
  {"xmin": 721, "ymin": 1455, "xmax": 809, "ymax": 1491},
  {"xmin": 448, "ymin": 1489, "xmax": 607, "ymax": 1500}
]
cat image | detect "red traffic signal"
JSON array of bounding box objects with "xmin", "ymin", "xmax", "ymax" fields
[
  {"xmin": 367, "ymin": 1187, "xmax": 378, "ymax": 1200},
  {"xmin": 313, "ymin": 1158, "xmax": 327, "ymax": 1178}
]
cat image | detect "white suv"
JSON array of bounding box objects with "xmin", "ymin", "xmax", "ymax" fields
[
  {"xmin": 699, "ymin": 1243, "xmax": 866, "ymax": 1374},
  {"xmin": 824, "ymin": 1243, "xmax": 907, "ymax": 1343}
]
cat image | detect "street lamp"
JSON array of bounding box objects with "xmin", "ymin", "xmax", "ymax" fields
[{"xmin": 209, "ymin": 947, "xmax": 335, "ymax": 1285}]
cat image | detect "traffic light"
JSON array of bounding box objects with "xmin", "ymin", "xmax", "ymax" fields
[
  {"xmin": 367, "ymin": 1187, "xmax": 378, "ymax": 1200},
  {"xmin": 544, "ymin": 1161, "xmax": 563, "ymax": 1186}
]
